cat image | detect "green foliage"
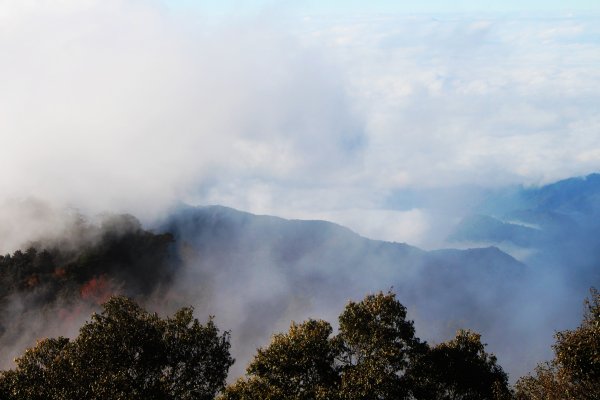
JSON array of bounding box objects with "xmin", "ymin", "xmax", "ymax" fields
[
  {"xmin": 515, "ymin": 288, "xmax": 600, "ymax": 400},
  {"xmin": 222, "ymin": 291, "xmax": 512, "ymax": 400},
  {"xmin": 0, "ymin": 296, "xmax": 233, "ymax": 400},
  {"xmin": 223, "ymin": 291, "xmax": 479, "ymax": 400},
  {"xmin": 515, "ymin": 363, "xmax": 564, "ymax": 400},
  {"xmin": 0, "ymin": 214, "xmax": 177, "ymax": 340},
  {"xmin": 555, "ymin": 287, "xmax": 600, "ymax": 384},
  {"xmin": 407, "ymin": 329, "xmax": 512, "ymax": 400},
  {"xmin": 224, "ymin": 319, "xmax": 338, "ymax": 400},
  {"xmin": 336, "ymin": 292, "xmax": 424, "ymax": 400},
  {"xmin": 0, "ymin": 214, "xmax": 175, "ymax": 302},
  {"xmin": 0, "ymin": 337, "xmax": 71, "ymax": 399}
]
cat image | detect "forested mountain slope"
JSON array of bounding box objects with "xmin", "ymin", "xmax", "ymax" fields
[{"xmin": 2, "ymin": 174, "xmax": 598, "ymax": 380}]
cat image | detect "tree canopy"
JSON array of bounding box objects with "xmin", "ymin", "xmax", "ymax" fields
[
  {"xmin": 223, "ymin": 319, "xmax": 338, "ymax": 400},
  {"xmin": 407, "ymin": 329, "xmax": 512, "ymax": 400},
  {"xmin": 0, "ymin": 296, "xmax": 233, "ymax": 400},
  {"xmin": 221, "ymin": 291, "xmax": 510, "ymax": 400},
  {"xmin": 3, "ymin": 284, "xmax": 597, "ymax": 400},
  {"xmin": 336, "ymin": 292, "xmax": 425, "ymax": 400},
  {"xmin": 515, "ymin": 288, "xmax": 600, "ymax": 400}
]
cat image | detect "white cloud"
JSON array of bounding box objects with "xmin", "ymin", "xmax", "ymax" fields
[
  {"xmin": 0, "ymin": 0, "xmax": 364, "ymax": 221},
  {"xmin": 314, "ymin": 14, "xmax": 600, "ymax": 190},
  {"xmin": 310, "ymin": 208, "xmax": 430, "ymax": 245},
  {"xmin": 1, "ymin": 2, "xmax": 599, "ymax": 245}
]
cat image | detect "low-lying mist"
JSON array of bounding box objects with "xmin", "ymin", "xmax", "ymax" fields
[
  {"xmin": 1, "ymin": 176, "xmax": 598, "ymax": 383},
  {"xmin": 2, "ymin": 0, "xmax": 600, "ymax": 386}
]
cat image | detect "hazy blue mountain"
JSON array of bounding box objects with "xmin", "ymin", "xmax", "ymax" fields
[
  {"xmin": 157, "ymin": 174, "xmax": 600, "ymax": 380},
  {"xmin": 449, "ymin": 214, "xmax": 543, "ymax": 247},
  {"xmin": 3, "ymin": 174, "xmax": 598, "ymax": 380},
  {"xmin": 161, "ymin": 205, "xmax": 525, "ymax": 305},
  {"xmin": 479, "ymin": 173, "xmax": 600, "ymax": 226},
  {"xmin": 448, "ymin": 173, "xmax": 600, "ymax": 290},
  {"xmin": 156, "ymin": 204, "xmax": 530, "ymax": 378},
  {"xmin": 523, "ymin": 173, "xmax": 600, "ymax": 215}
]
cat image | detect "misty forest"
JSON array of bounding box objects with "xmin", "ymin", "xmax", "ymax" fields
[
  {"xmin": 1, "ymin": 174, "xmax": 600, "ymax": 399},
  {"xmin": 2, "ymin": 0, "xmax": 600, "ymax": 399}
]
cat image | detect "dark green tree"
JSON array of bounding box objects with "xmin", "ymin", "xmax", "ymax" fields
[
  {"xmin": 0, "ymin": 296, "xmax": 233, "ymax": 400},
  {"xmin": 222, "ymin": 291, "xmax": 424, "ymax": 400},
  {"xmin": 336, "ymin": 291, "xmax": 424, "ymax": 400},
  {"xmin": 516, "ymin": 288, "xmax": 600, "ymax": 400},
  {"xmin": 222, "ymin": 319, "xmax": 339, "ymax": 400},
  {"xmin": 221, "ymin": 291, "xmax": 510, "ymax": 400},
  {"xmin": 0, "ymin": 337, "xmax": 72, "ymax": 399},
  {"xmin": 407, "ymin": 329, "xmax": 512, "ymax": 400}
]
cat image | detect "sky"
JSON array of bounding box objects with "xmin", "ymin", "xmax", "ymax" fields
[
  {"xmin": 1, "ymin": 0, "xmax": 599, "ymax": 247},
  {"xmin": 172, "ymin": 0, "xmax": 600, "ymax": 15}
]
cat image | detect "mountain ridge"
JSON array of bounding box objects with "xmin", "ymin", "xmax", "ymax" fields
[{"xmin": 1, "ymin": 173, "xmax": 598, "ymax": 381}]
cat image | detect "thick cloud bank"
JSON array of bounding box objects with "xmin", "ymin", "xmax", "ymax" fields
[
  {"xmin": 1, "ymin": 2, "xmax": 599, "ymax": 245},
  {"xmin": 0, "ymin": 0, "xmax": 363, "ymax": 221}
]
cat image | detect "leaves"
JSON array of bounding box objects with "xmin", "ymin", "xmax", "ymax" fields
[
  {"xmin": 336, "ymin": 292, "xmax": 424, "ymax": 400},
  {"xmin": 222, "ymin": 291, "xmax": 449, "ymax": 400},
  {"xmin": 407, "ymin": 329, "xmax": 511, "ymax": 400},
  {"xmin": 0, "ymin": 296, "xmax": 233, "ymax": 400},
  {"xmin": 515, "ymin": 288, "xmax": 600, "ymax": 400},
  {"xmin": 223, "ymin": 319, "xmax": 338, "ymax": 400}
]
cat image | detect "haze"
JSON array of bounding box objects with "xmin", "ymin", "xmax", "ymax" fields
[{"xmin": 1, "ymin": 0, "xmax": 599, "ymax": 247}]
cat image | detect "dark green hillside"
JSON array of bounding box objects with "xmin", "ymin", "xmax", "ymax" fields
[{"xmin": 0, "ymin": 214, "xmax": 177, "ymax": 342}]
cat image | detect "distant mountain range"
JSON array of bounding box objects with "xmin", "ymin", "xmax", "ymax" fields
[
  {"xmin": 449, "ymin": 173, "xmax": 600, "ymax": 288},
  {"xmin": 1, "ymin": 173, "xmax": 598, "ymax": 381},
  {"xmin": 155, "ymin": 173, "xmax": 600, "ymax": 379},
  {"xmin": 157, "ymin": 204, "xmax": 528, "ymax": 378},
  {"xmin": 162, "ymin": 203, "xmax": 525, "ymax": 324}
]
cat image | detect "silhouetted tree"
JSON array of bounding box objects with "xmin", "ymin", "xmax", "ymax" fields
[
  {"xmin": 0, "ymin": 296, "xmax": 233, "ymax": 400},
  {"xmin": 407, "ymin": 329, "xmax": 512, "ymax": 400},
  {"xmin": 221, "ymin": 291, "xmax": 425, "ymax": 400},
  {"xmin": 515, "ymin": 288, "xmax": 600, "ymax": 400},
  {"xmin": 223, "ymin": 319, "xmax": 339, "ymax": 400},
  {"xmin": 336, "ymin": 291, "xmax": 425, "ymax": 400}
]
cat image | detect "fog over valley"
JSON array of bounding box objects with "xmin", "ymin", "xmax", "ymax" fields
[{"xmin": 0, "ymin": 0, "xmax": 599, "ymax": 392}]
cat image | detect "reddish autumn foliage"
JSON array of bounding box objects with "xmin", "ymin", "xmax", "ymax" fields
[{"xmin": 80, "ymin": 275, "xmax": 117, "ymax": 304}]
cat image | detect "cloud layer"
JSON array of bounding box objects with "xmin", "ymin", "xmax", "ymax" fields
[
  {"xmin": 0, "ymin": 0, "xmax": 363, "ymax": 221},
  {"xmin": 1, "ymin": 1, "xmax": 599, "ymax": 244}
]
